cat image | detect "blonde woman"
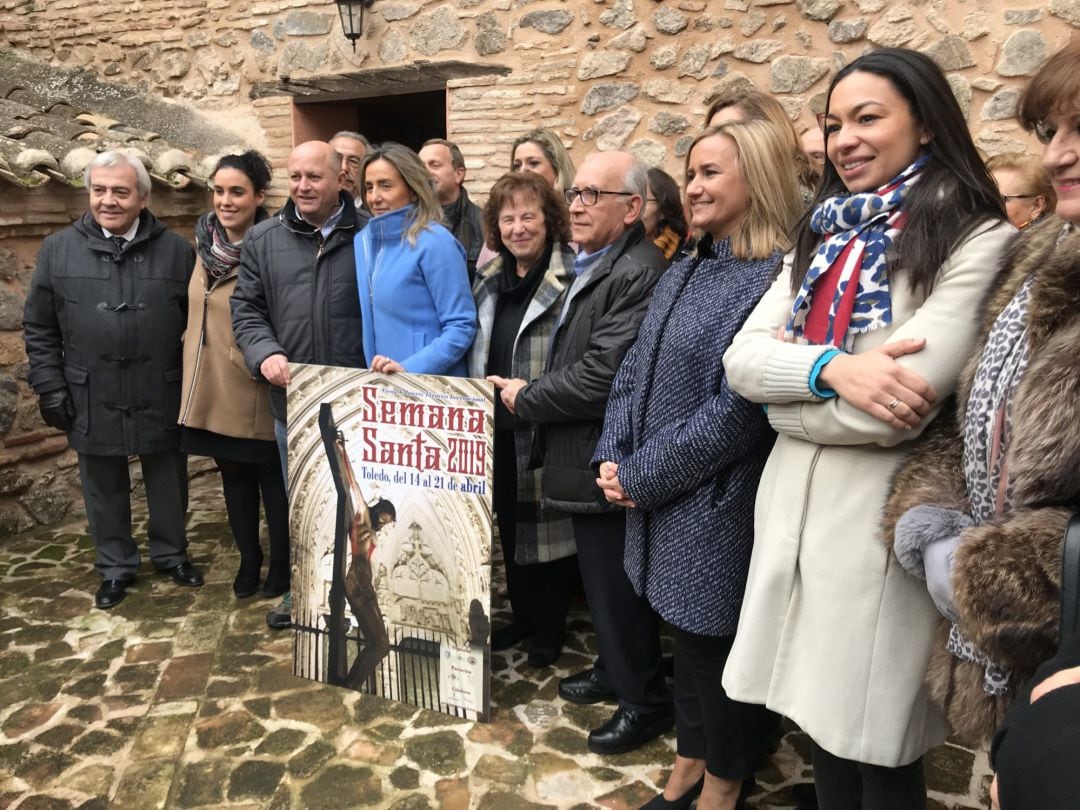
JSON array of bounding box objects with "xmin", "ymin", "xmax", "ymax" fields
[
  {"xmin": 355, "ymin": 142, "xmax": 476, "ymax": 376},
  {"xmin": 510, "ymin": 128, "xmax": 576, "ymax": 193},
  {"xmin": 986, "ymin": 152, "xmax": 1055, "ymax": 229},
  {"xmin": 706, "ymin": 89, "xmax": 817, "ymax": 197},
  {"xmin": 595, "ymin": 120, "xmax": 803, "ymax": 809}
]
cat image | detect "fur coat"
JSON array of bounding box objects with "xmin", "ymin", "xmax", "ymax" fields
[{"xmin": 883, "ymin": 215, "xmax": 1080, "ymax": 743}]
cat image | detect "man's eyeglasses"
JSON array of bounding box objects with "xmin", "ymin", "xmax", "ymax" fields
[
  {"xmin": 564, "ymin": 187, "xmax": 634, "ymax": 206},
  {"xmin": 1000, "ymin": 194, "xmax": 1035, "ymax": 202}
]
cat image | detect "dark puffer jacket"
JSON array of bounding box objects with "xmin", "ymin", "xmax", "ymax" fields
[
  {"xmin": 24, "ymin": 210, "xmax": 194, "ymax": 456},
  {"xmin": 231, "ymin": 193, "xmax": 365, "ymax": 421},
  {"xmin": 514, "ymin": 222, "xmax": 666, "ymax": 513}
]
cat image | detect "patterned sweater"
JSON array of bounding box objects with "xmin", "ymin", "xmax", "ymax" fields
[{"xmin": 593, "ymin": 238, "xmax": 781, "ymax": 635}]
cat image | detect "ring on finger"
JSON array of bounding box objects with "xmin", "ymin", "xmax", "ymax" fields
[{"xmin": 887, "ymin": 398, "xmax": 901, "ymax": 412}]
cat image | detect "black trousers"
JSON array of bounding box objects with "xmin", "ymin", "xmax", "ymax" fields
[
  {"xmin": 673, "ymin": 628, "xmax": 780, "ymax": 779},
  {"xmin": 572, "ymin": 510, "xmax": 670, "ymax": 713},
  {"xmin": 811, "ymin": 741, "xmax": 926, "ymax": 810},
  {"xmin": 79, "ymin": 450, "xmax": 189, "ymax": 580},
  {"xmin": 216, "ymin": 457, "xmax": 289, "ymax": 568},
  {"xmin": 494, "ymin": 430, "xmax": 576, "ymax": 645}
]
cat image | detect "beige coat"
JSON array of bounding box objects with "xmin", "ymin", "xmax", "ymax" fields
[
  {"xmin": 720, "ymin": 219, "xmax": 1015, "ymax": 767},
  {"xmin": 179, "ymin": 257, "xmax": 275, "ymax": 441}
]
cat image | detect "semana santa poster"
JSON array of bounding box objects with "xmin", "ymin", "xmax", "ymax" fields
[{"xmin": 285, "ymin": 364, "xmax": 493, "ymax": 721}]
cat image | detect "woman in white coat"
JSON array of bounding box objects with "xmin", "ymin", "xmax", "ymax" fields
[{"xmin": 720, "ymin": 48, "xmax": 1014, "ymax": 808}]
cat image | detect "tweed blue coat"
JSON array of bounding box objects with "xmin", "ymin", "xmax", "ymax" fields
[{"xmin": 593, "ymin": 238, "xmax": 781, "ymax": 636}]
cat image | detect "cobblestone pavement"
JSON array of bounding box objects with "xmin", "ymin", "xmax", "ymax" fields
[{"xmin": 0, "ymin": 474, "xmax": 993, "ymax": 809}]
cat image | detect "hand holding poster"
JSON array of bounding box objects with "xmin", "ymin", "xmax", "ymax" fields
[{"xmin": 285, "ymin": 364, "xmax": 493, "ymax": 721}]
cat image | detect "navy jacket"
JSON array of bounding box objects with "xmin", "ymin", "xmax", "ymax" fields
[
  {"xmin": 231, "ymin": 193, "xmax": 364, "ymax": 421},
  {"xmin": 593, "ymin": 238, "xmax": 781, "ymax": 635}
]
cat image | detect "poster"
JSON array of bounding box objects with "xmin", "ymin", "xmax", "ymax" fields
[{"xmin": 286, "ymin": 364, "xmax": 493, "ymax": 721}]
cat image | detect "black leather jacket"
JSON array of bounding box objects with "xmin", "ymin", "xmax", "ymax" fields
[{"xmin": 515, "ymin": 223, "xmax": 666, "ymax": 512}]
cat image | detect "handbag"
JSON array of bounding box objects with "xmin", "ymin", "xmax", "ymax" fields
[{"xmin": 1058, "ymin": 511, "xmax": 1080, "ymax": 658}]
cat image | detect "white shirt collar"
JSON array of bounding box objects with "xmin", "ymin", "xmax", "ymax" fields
[{"xmin": 101, "ymin": 220, "xmax": 140, "ymax": 242}]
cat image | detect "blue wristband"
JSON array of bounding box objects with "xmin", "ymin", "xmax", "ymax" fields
[{"xmin": 809, "ymin": 348, "xmax": 842, "ymax": 399}]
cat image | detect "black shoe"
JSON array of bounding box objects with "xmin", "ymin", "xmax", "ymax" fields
[
  {"xmin": 587, "ymin": 706, "xmax": 674, "ymax": 755},
  {"xmin": 491, "ymin": 621, "xmax": 534, "ymax": 652},
  {"xmin": 95, "ymin": 578, "xmax": 133, "ymax": 609},
  {"xmin": 266, "ymin": 592, "xmax": 292, "ymax": 629},
  {"xmin": 559, "ymin": 667, "xmax": 617, "ymax": 705},
  {"xmin": 234, "ymin": 551, "xmax": 263, "ymax": 598},
  {"xmin": 640, "ymin": 775, "xmax": 703, "ymax": 810},
  {"xmin": 587, "ymin": 708, "xmax": 669, "ymax": 760},
  {"xmin": 791, "ymin": 782, "xmax": 818, "ymax": 807},
  {"xmin": 260, "ymin": 560, "xmax": 289, "ymax": 599},
  {"xmin": 157, "ymin": 560, "xmax": 204, "ymax": 587},
  {"xmin": 527, "ymin": 636, "xmax": 563, "ymax": 667}
]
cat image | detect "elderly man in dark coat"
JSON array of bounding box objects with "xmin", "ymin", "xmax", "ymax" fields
[
  {"xmin": 24, "ymin": 150, "xmax": 200, "ymax": 610},
  {"xmin": 489, "ymin": 150, "xmax": 670, "ymax": 755}
]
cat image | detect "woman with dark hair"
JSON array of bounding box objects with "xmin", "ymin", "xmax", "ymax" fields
[
  {"xmin": 180, "ymin": 150, "xmax": 290, "ymax": 599},
  {"xmin": 468, "ymin": 172, "xmax": 577, "ymax": 667},
  {"xmin": 643, "ymin": 167, "xmax": 690, "ymax": 262},
  {"xmin": 356, "ymin": 142, "xmax": 476, "ymax": 376},
  {"xmin": 597, "ymin": 120, "xmax": 803, "ymax": 810},
  {"xmin": 882, "ymin": 39, "xmax": 1080, "ymax": 767},
  {"xmin": 720, "ymin": 48, "xmax": 1014, "ymax": 808}
]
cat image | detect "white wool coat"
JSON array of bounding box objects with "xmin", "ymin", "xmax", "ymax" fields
[{"xmin": 720, "ymin": 219, "xmax": 1016, "ymax": 767}]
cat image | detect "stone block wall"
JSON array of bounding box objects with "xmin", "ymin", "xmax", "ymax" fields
[
  {"xmin": 1, "ymin": 0, "xmax": 1079, "ymax": 532},
  {"xmin": 4, "ymin": 0, "xmax": 1078, "ymax": 199}
]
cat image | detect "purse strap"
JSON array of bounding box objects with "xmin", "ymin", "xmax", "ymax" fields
[{"xmin": 1060, "ymin": 512, "xmax": 1080, "ymax": 657}]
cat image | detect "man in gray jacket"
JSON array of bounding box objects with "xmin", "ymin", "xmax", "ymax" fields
[
  {"xmin": 24, "ymin": 151, "xmax": 200, "ymax": 610},
  {"xmin": 489, "ymin": 151, "xmax": 670, "ymax": 754},
  {"xmin": 231, "ymin": 140, "xmax": 367, "ymax": 629}
]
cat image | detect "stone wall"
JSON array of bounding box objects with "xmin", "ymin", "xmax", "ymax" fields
[
  {"xmin": 1, "ymin": 0, "xmax": 1078, "ymax": 532},
  {"xmin": 4, "ymin": 0, "xmax": 1077, "ymax": 199}
]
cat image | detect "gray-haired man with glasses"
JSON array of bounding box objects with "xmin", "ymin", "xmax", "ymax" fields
[{"xmin": 489, "ymin": 150, "xmax": 671, "ymax": 754}]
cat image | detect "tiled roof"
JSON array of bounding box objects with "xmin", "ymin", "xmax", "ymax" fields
[
  {"xmin": 0, "ymin": 86, "xmax": 212, "ymax": 190},
  {"xmin": 0, "ymin": 55, "xmax": 241, "ymax": 192}
]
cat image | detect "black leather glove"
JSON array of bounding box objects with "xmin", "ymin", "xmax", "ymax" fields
[{"xmin": 39, "ymin": 388, "xmax": 75, "ymax": 432}]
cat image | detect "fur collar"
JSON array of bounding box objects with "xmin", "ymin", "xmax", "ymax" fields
[
  {"xmin": 953, "ymin": 216, "xmax": 1080, "ymax": 508},
  {"xmin": 884, "ymin": 215, "xmax": 1080, "ymax": 743}
]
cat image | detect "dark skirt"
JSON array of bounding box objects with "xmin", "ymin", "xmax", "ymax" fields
[{"xmin": 181, "ymin": 427, "xmax": 280, "ymax": 465}]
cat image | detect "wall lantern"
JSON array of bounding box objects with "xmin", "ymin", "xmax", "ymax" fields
[{"xmin": 335, "ymin": 0, "xmax": 374, "ymax": 51}]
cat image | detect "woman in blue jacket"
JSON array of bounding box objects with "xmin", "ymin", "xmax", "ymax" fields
[{"xmin": 356, "ymin": 142, "xmax": 476, "ymax": 376}]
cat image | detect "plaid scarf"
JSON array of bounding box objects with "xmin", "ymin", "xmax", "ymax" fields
[
  {"xmin": 786, "ymin": 154, "xmax": 930, "ymax": 345},
  {"xmin": 195, "ymin": 211, "xmax": 244, "ymax": 282}
]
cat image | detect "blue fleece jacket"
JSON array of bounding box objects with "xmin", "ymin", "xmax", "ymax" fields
[{"xmin": 355, "ymin": 205, "xmax": 477, "ymax": 376}]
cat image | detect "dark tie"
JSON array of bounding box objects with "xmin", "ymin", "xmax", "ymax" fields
[{"xmin": 110, "ymin": 236, "xmax": 126, "ymax": 252}]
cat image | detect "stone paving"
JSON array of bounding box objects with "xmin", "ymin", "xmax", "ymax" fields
[{"xmin": 0, "ymin": 473, "xmax": 993, "ymax": 809}]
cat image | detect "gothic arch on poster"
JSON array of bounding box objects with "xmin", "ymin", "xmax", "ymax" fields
[{"xmin": 287, "ymin": 364, "xmax": 492, "ymax": 684}]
